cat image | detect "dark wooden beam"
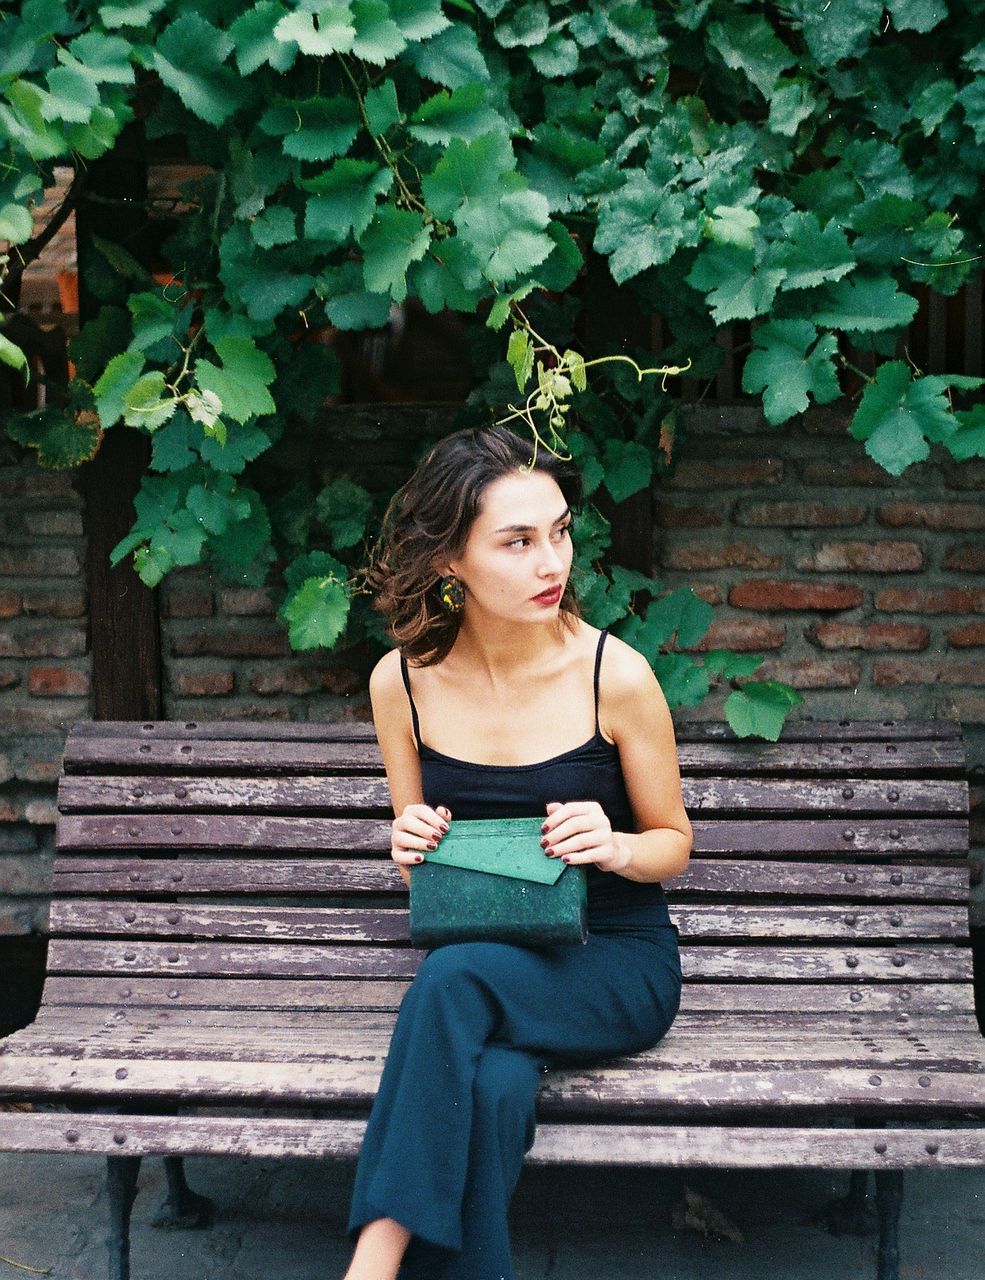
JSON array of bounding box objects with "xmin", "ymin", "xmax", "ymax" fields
[
  {"xmin": 74, "ymin": 135, "xmax": 162, "ymax": 720},
  {"xmin": 582, "ymin": 251, "xmax": 655, "ymax": 576}
]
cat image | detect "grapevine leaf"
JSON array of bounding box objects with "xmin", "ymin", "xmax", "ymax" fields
[
  {"xmin": 595, "ymin": 173, "xmax": 687, "ymax": 284},
  {"xmin": 280, "ymin": 575, "xmax": 351, "ymax": 650},
  {"xmin": 741, "ymin": 320, "xmax": 842, "ymax": 424},
  {"xmin": 317, "ymin": 260, "xmax": 393, "ymax": 329},
  {"xmin": 409, "ymin": 83, "xmax": 507, "ymax": 145},
  {"xmin": 507, "ymin": 328, "xmax": 534, "ymax": 391},
  {"xmin": 706, "ymin": 14, "xmax": 796, "ymax": 97},
  {"xmin": 260, "ymin": 95, "xmax": 360, "ymax": 161},
  {"xmin": 685, "ymin": 242, "xmax": 786, "ymax": 323},
  {"xmin": 811, "ymin": 274, "xmax": 919, "ymax": 332},
  {"xmin": 351, "ymin": 0, "xmax": 407, "ymax": 64},
  {"xmin": 406, "ymin": 21, "xmax": 491, "ymax": 87},
  {"xmin": 389, "ymin": 0, "xmax": 451, "ymax": 40},
  {"xmin": 0, "ymin": 334, "xmax": 30, "ymax": 382},
  {"xmin": 150, "ymin": 412, "xmax": 199, "ymax": 473},
  {"xmin": 93, "ymin": 349, "xmax": 144, "ymax": 428},
  {"xmin": 68, "ymin": 307, "xmax": 130, "ymax": 383},
  {"xmin": 775, "ymin": 211, "xmax": 856, "ymax": 290},
  {"xmin": 456, "ymin": 188, "xmax": 553, "ymax": 285},
  {"xmin": 250, "ymin": 205, "xmax": 296, "ymax": 249},
  {"xmin": 949, "ymin": 404, "xmax": 985, "ymax": 462},
  {"xmin": 724, "ymin": 681, "xmax": 804, "ymax": 741},
  {"xmin": 359, "ymin": 205, "xmax": 431, "ymax": 303},
  {"xmin": 196, "ymin": 338, "xmax": 277, "ymax": 425},
  {"xmin": 421, "ymin": 130, "xmax": 515, "ymax": 221},
  {"xmin": 122, "ymin": 371, "xmax": 177, "ymax": 431},
  {"xmin": 152, "ymin": 13, "xmax": 244, "ymax": 127},
  {"xmin": 199, "ymin": 419, "xmax": 272, "ymax": 474},
  {"xmin": 304, "ymin": 160, "xmax": 392, "ymax": 241},
  {"xmin": 315, "ymin": 476, "xmax": 374, "ymax": 549},
  {"xmin": 230, "ymin": 1, "xmax": 298, "ymax": 74},
  {"xmin": 601, "ymin": 439, "xmax": 652, "ymax": 503},
  {"xmin": 364, "ymin": 79, "xmax": 401, "ymax": 135},
  {"xmin": 186, "ymin": 479, "xmax": 252, "ymax": 535},
  {"xmin": 6, "ymin": 408, "xmax": 103, "ymax": 468},
  {"xmin": 273, "ymin": 4, "xmax": 355, "ymax": 55}
]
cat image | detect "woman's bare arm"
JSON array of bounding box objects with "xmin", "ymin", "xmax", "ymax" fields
[{"xmin": 368, "ymin": 649, "xmax": 448, "ymax": 890}]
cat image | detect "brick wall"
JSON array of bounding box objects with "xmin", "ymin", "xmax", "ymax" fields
[
  {"xmin": 0, "ymin": 443, "xmax": 90, "ymax": 936},
  {"xmin": 1, "ymin": 400, "xmax": 982, "ymax": 948}
]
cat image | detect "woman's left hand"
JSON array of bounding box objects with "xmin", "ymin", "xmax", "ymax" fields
[{"xmin": 541, "ymin": 801, "xmax": 632, "ymax": 873}]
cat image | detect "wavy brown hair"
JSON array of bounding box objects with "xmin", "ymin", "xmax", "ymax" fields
[{"xmin": 363, "ymin": 425, "xmax": 583, "ymax": 665}]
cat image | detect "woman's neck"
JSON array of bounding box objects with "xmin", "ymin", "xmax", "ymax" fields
[{"xmin": 448, "ymin": 612, "xmax": 572, "ymax": 682}]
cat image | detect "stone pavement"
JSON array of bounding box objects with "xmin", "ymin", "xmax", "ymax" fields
[{"xmin": 1, "ymin": 1149, "xmax": 983, "ymax": 1280}]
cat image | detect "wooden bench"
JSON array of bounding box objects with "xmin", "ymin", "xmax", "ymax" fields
[{"xmin": 0, "ymin": 717, "xmax": 983, "ymax": 1280}]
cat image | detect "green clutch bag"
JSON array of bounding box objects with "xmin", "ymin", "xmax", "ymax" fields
[{"xmin": 408, "ymin": 816, "xmax": 588, "ymax": 949}]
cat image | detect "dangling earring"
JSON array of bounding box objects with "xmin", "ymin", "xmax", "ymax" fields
[{"xmin": 438, "ymin": 575, "xmax": 465, "ymax": 613}]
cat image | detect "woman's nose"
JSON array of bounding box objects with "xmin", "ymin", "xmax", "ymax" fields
[{"xmin": 538, "ymin": 542, "xmax": 565, "ymax": 574}]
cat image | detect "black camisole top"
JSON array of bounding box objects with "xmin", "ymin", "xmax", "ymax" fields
[{"xmin": 399, "ymin": 628, "xmax": 673, "ymax": 931}]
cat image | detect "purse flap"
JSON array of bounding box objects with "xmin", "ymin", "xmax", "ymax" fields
[{"xmin": 422, "ymin": 817, "xmax": 566, "ymax": 886}]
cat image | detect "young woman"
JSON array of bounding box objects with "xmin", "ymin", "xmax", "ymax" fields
[{"xmin": 343, "ymin": 425, "xmax": 692, "ymax": 1280}]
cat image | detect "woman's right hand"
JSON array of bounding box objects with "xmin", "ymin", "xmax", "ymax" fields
[{"xmin": 391, "ymin": 803, "xmax": 451, "ymax": 866}]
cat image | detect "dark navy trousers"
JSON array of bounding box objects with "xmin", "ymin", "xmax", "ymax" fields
[{"xmin": 346, "ymin": 923, "xmax": 682, "ymax": 1280}]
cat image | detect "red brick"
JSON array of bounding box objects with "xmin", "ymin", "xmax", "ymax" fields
[
  {"xmin": 0, "ymin": 628, "xmax": 87, "ymax": 658},
  {"xmin": 22, "ymin": 509, "xmax": 83, "ymax": 537},
  {"xmin": 654, "ymin": 502, "xmax": 723, "ymax": 528},
  {"xmin": 947, "ymin": 622, "xmax": 985, "ymax": 647},
  {"xmin": 799, "ymin": 459, "xmax": 910, "ymax": 487},
  {"xmin": 873, "ymin": 659, "xmax": 985, "ymax": 686},
  {"xmin": 172, "ymin": 671, "xmax": 234, "ymax": 696},
  {"xmin": 875, "ymin": 587, "xmax": 985, "ymax": 613},
  {"xmin": 795, "ymin": 541, "xmax": 924, "ymax": 573},
  {"xmin": 0, "ymin": 801, "xmax": 18, "ymax": 823},
  {"xmin": 806, "ymin": 621, "xmax": 930, "ymax": 651},
  {"xmin": 752, "ymin": 657, "xmax": 862, "ymax": 688},
  {"xmin": 942, "ymin": 459, "xmax": 985, "ymax": 491},
  {"xmin": 730, "ymin": 580, "xmax": 863, "ymax": 610},
  {"xmin": 877, "ymin": 501, "xmax": 985, "ymax": 530},
  {"xmin": 942, "ymin": 543, "xmax": 985, "ymax": 572},
  {"xmin": 19, "ymin": 588, "xmax": 87, "ymax": 618},
  {"xmin": 0, "ymin": 704, "xmax": 86, "ymax": 732},
  {"xmin": 800, "ymin": 404, "xmax": 853, "ymax": 435},
  {"xmin": 666, "ymin": 459, "xmax": 783, "ymax": 488},
  {"xmin": 28, "ymin": 666, "xmax": 90, "ymax": 696},
  {"xmin": 0, "ymin": 547, "xmax": 81, "ymax": 576},
  {"xmin": 211, "ymin": 702, "xmax": 292, "ymax": 721},
  {"xmin": 690, "ymin": 584, "xmax": 720, "ymax": 605},
  {"xmin": 219, "ymin": 588, "xmax": 275, "ymax": 616},
  {"xmin": 661, "ymin": 542, "xmax": 780, "ymax": 571},
  {"xmin": 675, "ymin": 619, "xmax": 785, "ymax": 652},
  {"xmin": 321, "ymin": 666, "xmax": 361, "ymax": 695},
  {"xmin": 250, "ymin": 668, "xmax": 323, "ymax": 696},
  {"xmin": 170, "ymin": 628, "xmax": 291, "ymax": 658},
  {"xmin": 0, "ymin": 669, "xmax": 20, "ymax": 690},
  {"xmin": 24, "ymin": 799, "xmax": 59, "ymax": 825},
  {"xmin": 164, "ymin": 590, "xmax": 215, "ymax": 618},
  {"xmin": 0, "ymin": 591, "xmax": 20, "ymax": 618},
  {"xmin": 735, "ymin": 501, "xmax": 867, "ymax": 527}
]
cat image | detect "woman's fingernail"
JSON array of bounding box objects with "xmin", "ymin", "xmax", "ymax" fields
[
  {"xmin": 427, "ymin": 841, "xmax": 437, "ymax": 850},
  {"xmin": 545, "ymin": 846, "xmax": 555, "ymax": 857},
  {"xmin": 440, "ymin": 823, "xmax": 449, "ymax": 833},
  {"xmin": 561, "ymin": 856, "xmax": 570, "ymax": 864},
  {"xmin": 415, "ymin": 855, "xmax": 424, "ymax": 863},
  {"xmin": 539, "ymin": 837, "xmax": 548, "ymax": 847}
]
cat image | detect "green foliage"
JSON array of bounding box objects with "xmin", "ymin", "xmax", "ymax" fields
[{"xmin": 2, "ymin": 0, "xmax": 984, "ymax": 739}]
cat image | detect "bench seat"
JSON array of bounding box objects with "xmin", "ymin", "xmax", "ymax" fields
[{"xmin": 0, "ymin": 716, "xmax": 982, "ymax": 1280}]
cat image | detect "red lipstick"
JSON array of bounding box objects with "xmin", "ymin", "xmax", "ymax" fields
[{"xmin": 532, "ymin": 585, "xmax": 562, "ymax": 605}]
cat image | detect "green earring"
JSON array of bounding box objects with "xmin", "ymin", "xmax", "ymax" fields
[{"xmin": 438, "ymin": 575, "xmax": 465, "ymax": 613}]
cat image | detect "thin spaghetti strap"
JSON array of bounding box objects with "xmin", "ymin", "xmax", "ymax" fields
[
  {"xmin": 593, "ymin": 627, "xmax": 608, "ymax": 736},
  {"xmin": 398, "ymin": 653, "xmax": 424, "ymax": 751}
]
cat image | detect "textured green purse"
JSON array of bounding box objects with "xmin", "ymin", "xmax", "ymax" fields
[{"xmin": 408, "ymin": 816, "xmax": 588, "ymax": 949}]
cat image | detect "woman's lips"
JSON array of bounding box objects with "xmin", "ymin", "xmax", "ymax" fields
[{"xmin": 532, "ymin": 585, "xmax": 562, "ymax": 604}]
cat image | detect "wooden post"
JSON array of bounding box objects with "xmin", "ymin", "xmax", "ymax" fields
[
  {"xmin": 582, "ymin": 251, "xmax": 656, "ymax": 577},
  {"xmin": 74, "ymin": 135, "xmax": 162, "ymax": 720}
]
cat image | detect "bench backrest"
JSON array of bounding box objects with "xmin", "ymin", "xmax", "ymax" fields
[{"xmin": 46, "ymin": 718, "xmax": 972, "ymax": 1020}]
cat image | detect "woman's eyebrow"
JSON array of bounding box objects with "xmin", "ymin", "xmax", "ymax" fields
[{"xmin": 493, "ymin": 508, "xmax": 571, "ymax": 534}]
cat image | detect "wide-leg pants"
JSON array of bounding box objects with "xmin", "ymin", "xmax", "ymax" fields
[{"xmin": 346, "ymin": 922, "xmax": 682, "ymax": 1280}]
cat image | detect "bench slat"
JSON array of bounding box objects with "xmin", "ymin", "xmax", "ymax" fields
[
  {"xmin": 49, "ymin": 855, "xmax": 972, "ymax": 901},
  {"xmin": 58, "ymin": 737, "xmax": 968, "ymax": 778},
  {"xmin": 36, "ymin": 977, "xmax": 979, "ymax": 1015},
  {"xmin": 44, "ymin": 939, "xmax": 975, "ymax": 982},
  {"xmin": 1, "ymin": 1110, "xmax": 980, "ymax": 1168},
  {"xmin": 58, "ymin": 778, "xmax": 969, "ymax": 821},
  {"xmin": 64, "ymin": 717, "xmax": 962, "ymax": 744},
  {"xmin": 48, "ymin": 900, "xmax": 972, "ymax": 943},
  {"xmin": 2, "ymin": 1052, "xmax": 982, "ymax": 1115}
]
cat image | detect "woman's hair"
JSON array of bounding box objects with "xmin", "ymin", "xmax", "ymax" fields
[{"xmin": 364, "ymin": 424, "xmax": 583, "ymax": 665}]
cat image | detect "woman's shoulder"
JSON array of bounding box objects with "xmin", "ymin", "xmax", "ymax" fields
[
  {"xmin": 368, "ymin": 647, "xmax": 406, "ymax": 705},
  {"xmin": 596, "ymin": 627, "xmax": 662, "ymax": 709}
]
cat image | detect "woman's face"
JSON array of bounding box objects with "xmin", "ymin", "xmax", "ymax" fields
[{"xmin": 445, "ymin": 469, "xmax": 574, "ymax": 624}]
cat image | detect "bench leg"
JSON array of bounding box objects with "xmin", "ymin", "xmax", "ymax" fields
[
  {"xmin": 823, "ymin": 1169, "xmax": 877, "ymax": 1235},
  {"xmin": 152, "ymin": 1156, "xmax": 214, "ymax": 1230},
  {"xmin": 875, "ymin": 1169, "xmax": 904, "ymax": 1280},
  {"xmin": 106, "ymin": 1155, "xmax": 142, "ymax": 1280}
]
